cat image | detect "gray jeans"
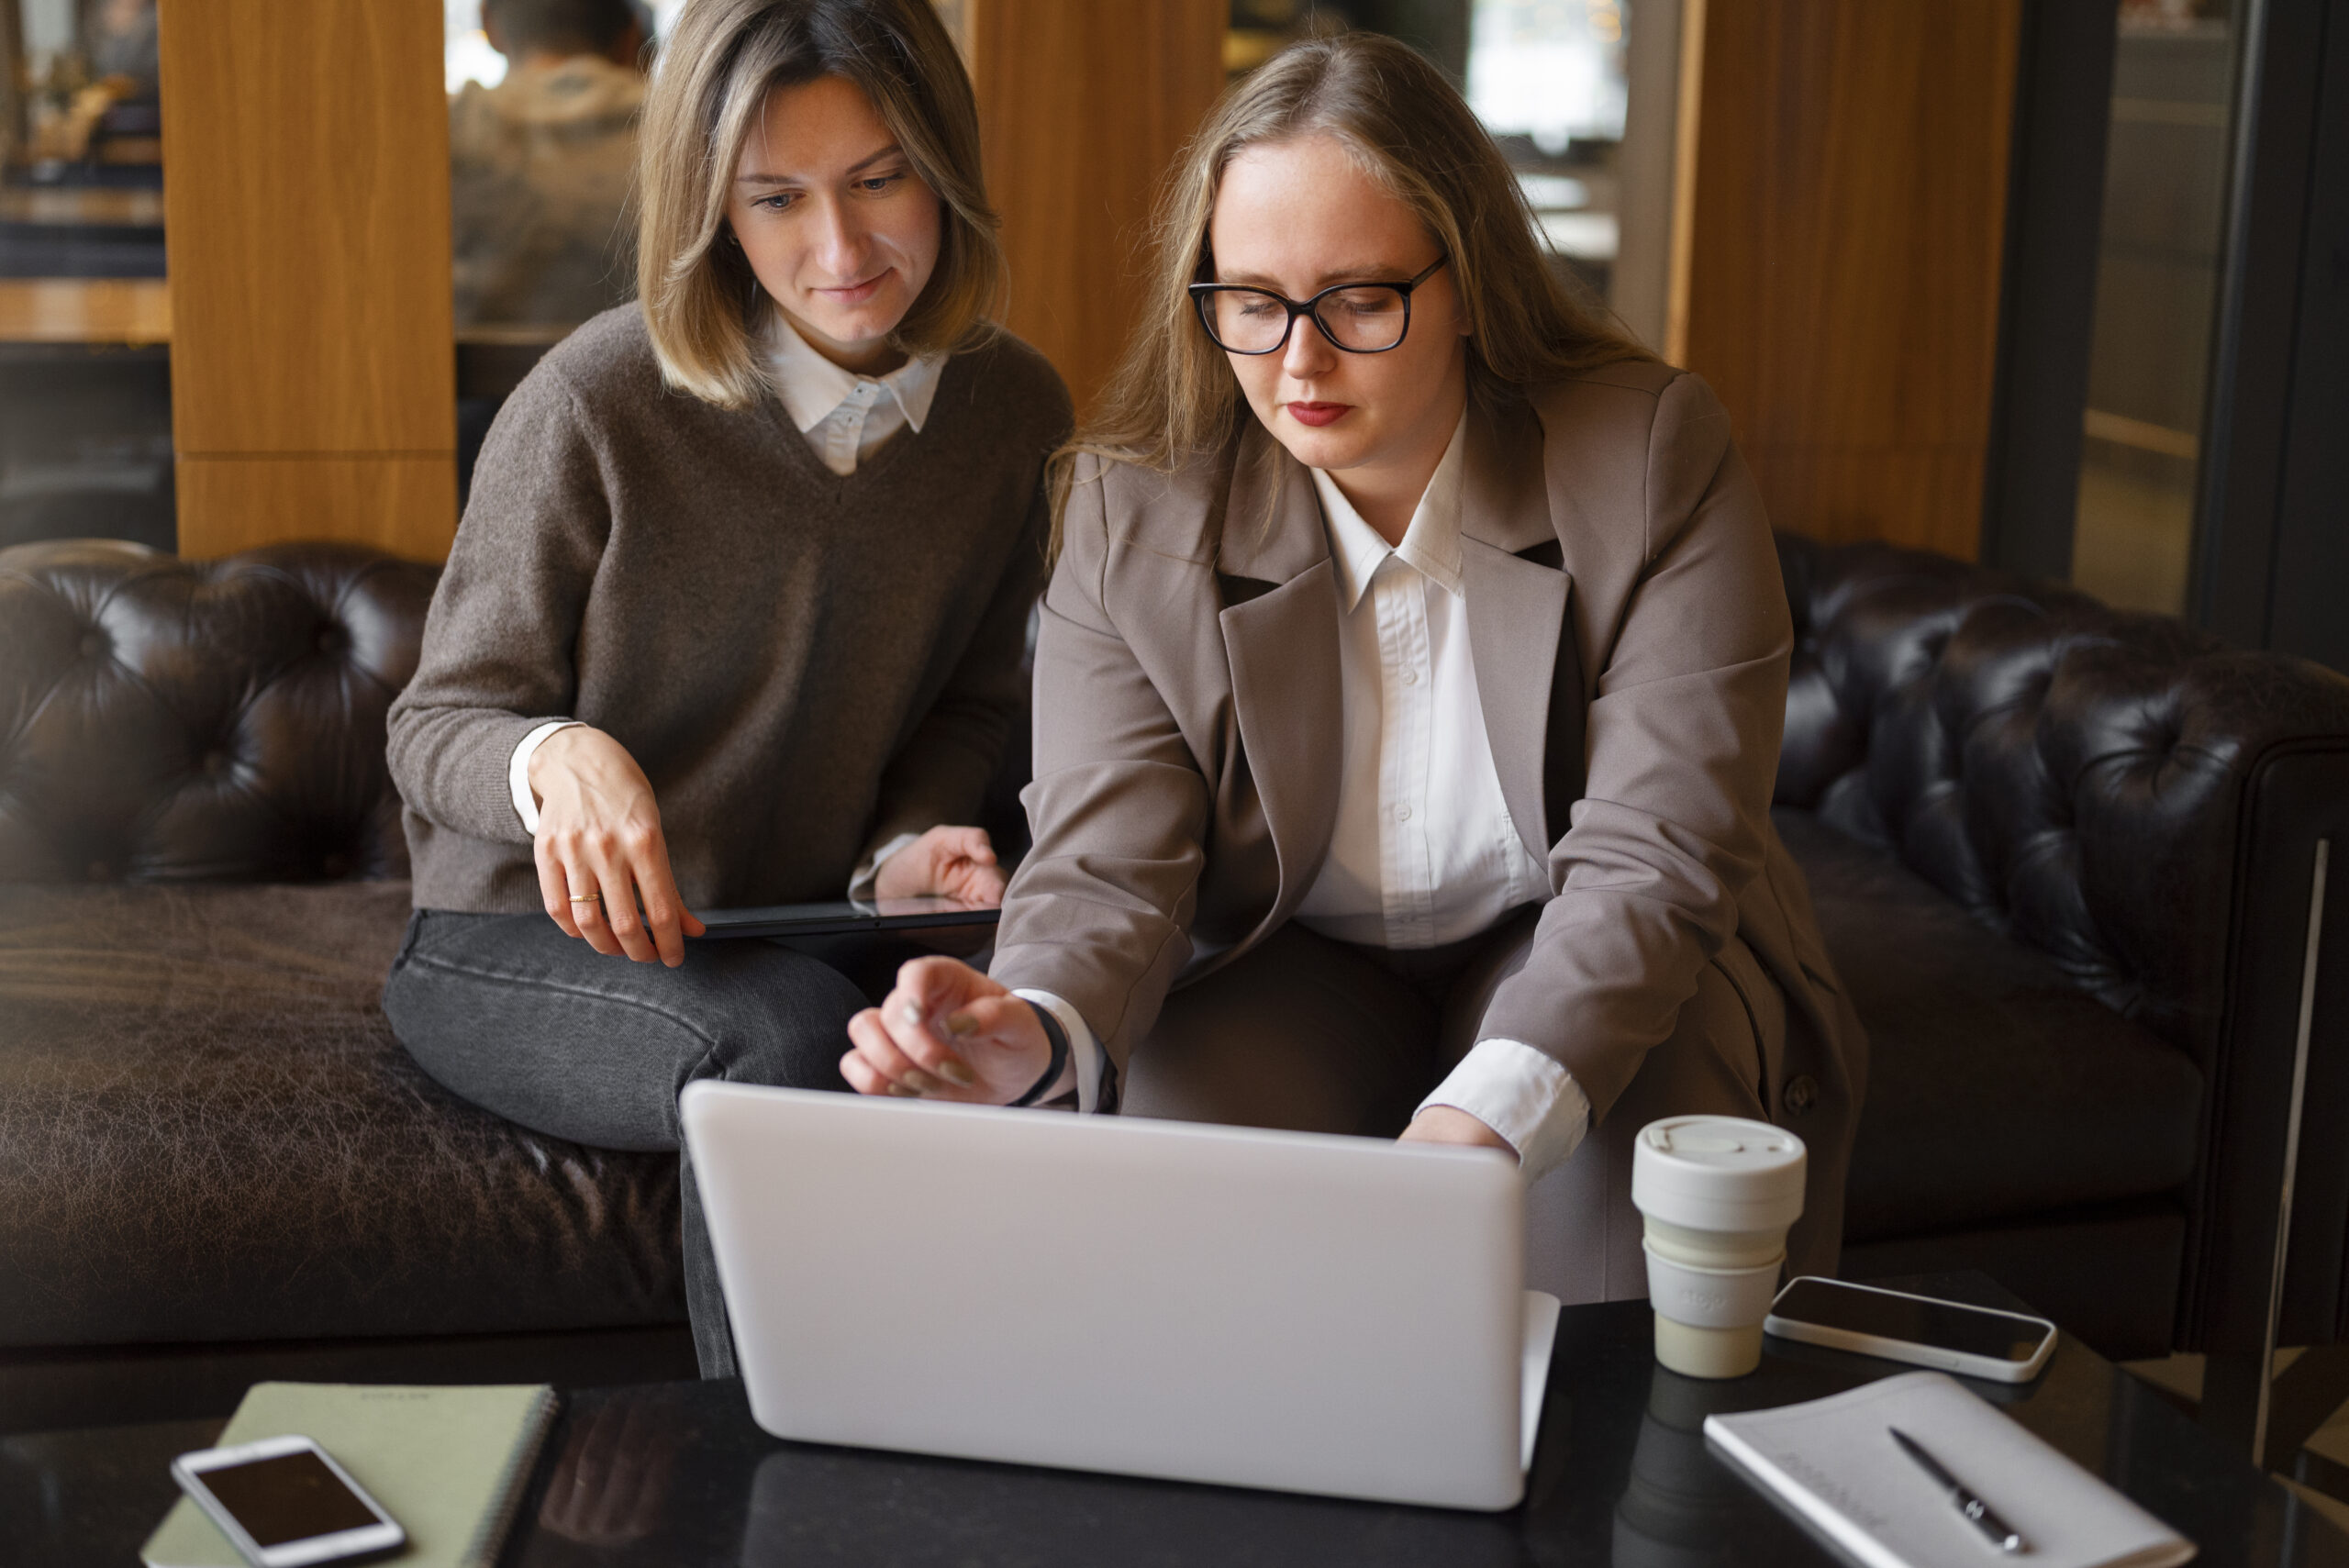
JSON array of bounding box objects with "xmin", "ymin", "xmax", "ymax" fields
[{"xmin": 382, "ymin": 909, "xmax": 871, "ymax": 1379}]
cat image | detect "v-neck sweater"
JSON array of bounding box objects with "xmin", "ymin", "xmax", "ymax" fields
[{"xmin": 387, "ymin": 304, "xmax": 1072, "ymax": 914}]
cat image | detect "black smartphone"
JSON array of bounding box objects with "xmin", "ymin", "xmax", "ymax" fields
[{"xmin": 1763, "ymin": 1277, "xmax": 2058, "ymax": 1382}]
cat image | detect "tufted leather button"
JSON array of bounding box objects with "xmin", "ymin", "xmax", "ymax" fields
[
  {"xmin": 78, "ymin": 632, "xmax": 106, "ymax": 660},
  {"xmin": 1785, "ymin": 1074, "xmax": 1820, "ymax": 1115},
  {"xmin": 202, "ymin": 750, "xmax": 228, "ymax": 775},
  {"xmin": 316, "ymin": 627, "xmax": 347, "ymax": 655}
]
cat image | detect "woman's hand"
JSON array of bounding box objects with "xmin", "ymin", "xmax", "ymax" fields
[
  {"xmin": 530, "ymin": 726, "xmax": 707, "ymax": 966},
  {"xmin": 1399, "ymin": 1105, "xmax": 1517, "ymax": 1156},
  {"xmin": 842, "ymin": 955, "xmax": 1062, "ymax": 1104},
  {"xmin": 873, "ymin": 825, "xmax": 1006, "ymax": 905}
]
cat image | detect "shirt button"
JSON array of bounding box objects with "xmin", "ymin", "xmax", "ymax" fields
[
  {"xmin": 1401, "ymin": 670, "xmax": 1419, "ymax": 685},
  {"xmin": 1396, "ymin": 806, "xmax": 1412, "ymax": 822}
]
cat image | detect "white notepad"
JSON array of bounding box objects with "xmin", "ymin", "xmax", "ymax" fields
[{"xmin": 1704, "ymin": 1372, "xmax": 2197, "ymax": 1568}]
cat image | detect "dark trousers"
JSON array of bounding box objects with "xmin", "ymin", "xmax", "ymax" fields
[
  {"xmin": 1123, "ymin": 913, "xmax": 1803, "ymax": 1302},
  {"xmin": 382, "ymin": 910, "xmax": 870, "ymax": 1378}
]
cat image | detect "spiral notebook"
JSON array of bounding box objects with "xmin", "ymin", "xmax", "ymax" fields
[
  {"xmin": 140, "ymin": 1382, "xmax": 558, "ymax": 1568},
  {"xmin": 1704, "ymin": 1372, "xmax": 2196, "ymax": 1568}
]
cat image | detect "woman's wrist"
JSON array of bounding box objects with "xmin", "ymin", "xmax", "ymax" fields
[
  {"xmin": 526, "ymin": 723, "xmax": 591, "ymax": 798},
  {"xmin": 1008, "ymin": 1000, "xmax": 1071, "ymax": 1106}
]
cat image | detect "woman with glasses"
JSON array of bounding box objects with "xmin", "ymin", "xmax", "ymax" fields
[{"xmin": 840, "ymin": 33, "xmax": 1865, "ymax": 1290}]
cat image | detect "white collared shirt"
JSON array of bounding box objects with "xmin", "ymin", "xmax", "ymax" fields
[
  {"xmin": 763, "ymin": 310, "xmax": 945, "ymax": 478},
  {"xmin": 1032, "ymin": 414, "xmax": 1594, "ymax": 1182},
  {"xmin": 505, "ymin": 313, "xmax": 947, "ymax": 894}
]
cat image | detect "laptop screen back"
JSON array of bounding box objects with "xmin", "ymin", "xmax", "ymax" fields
[{"xmin": 683, "ymin": 1084, "xmax": 1533, "ymax": 1510}]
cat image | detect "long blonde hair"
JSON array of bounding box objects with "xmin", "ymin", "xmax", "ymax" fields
[
  {"xmin": 1059, "ymin": 32, "xmax": 1651, "ymax": 540},
  {"xmin": 636, "ymin": 0, "xmax": 1005, "ymax": 408}
]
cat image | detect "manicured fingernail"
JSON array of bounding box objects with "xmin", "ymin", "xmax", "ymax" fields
[
  {"xmin": 937, "ymin": 1059, "xmax": 975, "ymax": 1087},
  {"xmin": 885, "ymin": 1083, "xmax": 920, "ymax": 1098},
  {"xmin": 896, "ymin": 1001, "xmax": 924, "ymax": 1028},
  {"xmin": 943, "ymin": 1011, "xmax": 978, "ymax": 1037},
  {"xmin": 901, "ymin": 1068, "xmax": 942, "ymax": 1094}
]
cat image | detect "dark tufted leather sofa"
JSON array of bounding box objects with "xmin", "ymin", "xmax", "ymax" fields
[
  {"xmin": 2, "ymin": 536, "xmax": 2345, "ymax": 1439},
  {"xmin": 1772, "ymin": 534, "xmax": 2349, "ymax": 1444},
  {"xmin": 0, "ymin": 541, "xmax": 685, "ymax": 1366}
]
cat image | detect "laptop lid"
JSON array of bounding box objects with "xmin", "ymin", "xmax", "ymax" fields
[{"xmin": 682, "ymin": 1083, "xmax": 1545, "ymax": 1510}]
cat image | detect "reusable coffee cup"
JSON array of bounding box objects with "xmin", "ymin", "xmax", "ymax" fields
[{"xmin": 1631, "ymin": 1116, "xmax": 1807, "ymax": 1379}]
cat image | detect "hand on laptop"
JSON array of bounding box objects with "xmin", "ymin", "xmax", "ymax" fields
[
  {"xmin": 842, "ymin": 955, "xmax": 1064, "ymax": 1104},
  {"xmin": 872, "ymin": 825, "xmax": 1006, "ymax": 905},
  {"xmin": 1399, "ymin": 1105, "xmax": 1516, "ymax": 1156},
  {"xmin": 529, "ymin": 726, "xmax": 706, "ymax": 966}
]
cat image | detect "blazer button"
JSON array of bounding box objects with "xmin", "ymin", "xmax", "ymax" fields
[{"xmin": 1785, "ymin": 1074, "xmax": 1820, "ymax": 1115}]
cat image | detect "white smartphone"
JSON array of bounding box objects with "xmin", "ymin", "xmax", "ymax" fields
[
  {"xmin": 1763, "ymin": 1276, "xmax": 2059, "ymax": 1383},
  {"xmin": 170, "ymin": 1434, "xmax": 405, "ymax": 1567}
]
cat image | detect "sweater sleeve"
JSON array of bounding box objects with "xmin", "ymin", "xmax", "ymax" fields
[
  {"xmin": 857, "ymin": 474, "xmax": 1051, "ymax": 861},
  {"xmin": 385, "ymin": 371, "xmax": 612, "ymax": 846}
]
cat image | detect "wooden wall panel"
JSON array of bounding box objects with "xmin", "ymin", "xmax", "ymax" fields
[
  {"xmin": 1680, "ymin": 1, "xmax": 2021, "ymax": 559},
  {"xmin": 157, "ymin": 0, "xmax": 457, "ymax": 560},
  {"xmin": 967, "ymin": 0, "xmax": 1226, "ymax": 420},
  {"xmin": 173, "ymin": 457, "xmax": 458, "ymax": 561}
]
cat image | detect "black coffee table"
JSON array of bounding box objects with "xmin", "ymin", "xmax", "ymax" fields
[{"xmin": 12, "ymin": 1274, "xmax": 2348, "ymax": 1566}]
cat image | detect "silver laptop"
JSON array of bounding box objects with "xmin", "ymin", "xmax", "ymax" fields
[{"xmin": 682, "ymin": 1082, "xmax": 1562, "ymax": 1511}]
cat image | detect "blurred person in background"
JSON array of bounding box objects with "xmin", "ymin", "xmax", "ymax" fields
[
  {"xmin": 86, "ymin": 0, "xmax": 160, "ymax": 101},
  {"xmin": 451, "ymin": 0, "xmax": 649, "ymax": 327}
]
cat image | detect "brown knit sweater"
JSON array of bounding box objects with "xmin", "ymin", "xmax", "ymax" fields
[{"xmin": 387, "ymin": 306, "xmax": 1071, "ymax": 913}]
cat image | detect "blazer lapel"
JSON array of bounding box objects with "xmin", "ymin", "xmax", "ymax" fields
[
  {"xmin": 1215, "ymin": 428, "xmax": 1342, "ymax": 920},
  {"xmin": 1461, "ymin": 398, "xmax": 1585, "ymax": 862}
]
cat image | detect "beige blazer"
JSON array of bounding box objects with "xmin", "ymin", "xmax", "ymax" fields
[{"xmin": 992, "ymin": 361, "xmax": 1865, "ymax": 1221}]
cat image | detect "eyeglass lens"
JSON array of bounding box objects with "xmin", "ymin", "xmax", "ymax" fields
[{"xmin": 1208, "ymin": 285, "xmax": 1410, "ymax": 353}]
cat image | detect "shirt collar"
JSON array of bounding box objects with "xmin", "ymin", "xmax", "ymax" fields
[
  {"xmin": 764, "ymin": 312, "xmax": 945, "ymax": 436},
  {"xmin": 1308, "ymin": 408, "xmax": 1470, "ymax": 612}
]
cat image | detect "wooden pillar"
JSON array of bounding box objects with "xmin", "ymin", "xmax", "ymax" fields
[
  {"xmin": 1678, "ymin": 1, "xmax": 2022, "ymax": 561},
  {"xmin": 964, "ymin": 0, "xmax": 1227, "ymax": 420},
  {"xmin": 157, "ymin": 0, "xmax": 457, "ymax": 561}
]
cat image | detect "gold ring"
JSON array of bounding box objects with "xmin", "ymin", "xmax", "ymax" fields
[{"xmin": 568, "ymin": 893, "xmax": 603, "ymax": 904}]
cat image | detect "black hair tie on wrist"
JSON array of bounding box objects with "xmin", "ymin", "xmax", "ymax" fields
[{"xmin": 1009, "ymin": 999, "xmax": 1071, "ymax": 1107}]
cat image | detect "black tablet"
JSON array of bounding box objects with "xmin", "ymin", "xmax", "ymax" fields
[{"xmin": 692, "ymin": 896, "xmax": 1000, "ymax": 940}]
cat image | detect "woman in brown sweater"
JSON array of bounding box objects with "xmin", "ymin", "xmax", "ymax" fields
[{"xmin": 382, "ymin": 0, "xmax": 1069, "ymax": 1378}]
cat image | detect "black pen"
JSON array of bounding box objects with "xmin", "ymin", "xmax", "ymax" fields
[{"xmin": 1889, "ymin": 1426, "xmax": 2030, "ymax": 1554}]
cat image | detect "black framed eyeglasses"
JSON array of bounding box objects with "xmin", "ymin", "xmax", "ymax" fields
[{"xmin": 1187, "ymin": 256, "xmax": 1448, "ymax": 355}]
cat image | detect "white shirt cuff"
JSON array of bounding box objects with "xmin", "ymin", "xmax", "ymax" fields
[
  {"xmin": 1010, "ymin": 989, "xmax": 1102, "ymax": 1113},
  {"xmin": 508, "ymin": 720, "xmax": 585, "ymax": 835},
  {"xmin": 848, "ymin": 831, "xmax": 925, "ymax": 901},
  {"xmin": 1418, "ymin": 1038, "xmax": 1592, "ymax": 1182}
]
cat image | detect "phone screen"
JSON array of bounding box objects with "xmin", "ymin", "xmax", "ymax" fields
[
  {"xmin": 195, "ymin": 1451, "xmax": 382, "ymax": 1548},
  {"xmin": 1772, "ymin": 1280, "xmax": 2051, "ymax": 1362}
]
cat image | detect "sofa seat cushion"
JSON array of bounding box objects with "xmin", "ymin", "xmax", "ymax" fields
[
  {"xmin": 0, "ymin": 883, "xmax": 683, "ymax": 1349},
  {"xmin": 1775, "ymin": 808, "xmax": 2204, "ymax": 1242}
]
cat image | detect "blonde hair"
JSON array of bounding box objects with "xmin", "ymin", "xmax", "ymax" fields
[
  {"xmin": 636, "ymin": 0, "xmax": 1005, "ymax": 407},
  {"xmin": 1060, "ymin": 32, "xmax": 1652, "ymax": 539}
]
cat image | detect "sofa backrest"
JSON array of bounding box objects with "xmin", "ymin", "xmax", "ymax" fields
[
  {"xmin": 1774, "ymin": 532, "xmax": 2349, "ymax": 1069},
  {"xmin": 0, "ymin": 539, "xmax": 437, "ymax": 884}
]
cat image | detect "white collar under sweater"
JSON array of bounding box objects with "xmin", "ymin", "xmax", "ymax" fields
[{"xmin": 764, "ymin": 312, "xmax": 946, "ymax": 476}]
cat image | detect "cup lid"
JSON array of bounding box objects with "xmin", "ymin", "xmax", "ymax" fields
[{"xmin": 1631, "ymin": 1116, "xmax": 1807, "ymax": 1229}]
